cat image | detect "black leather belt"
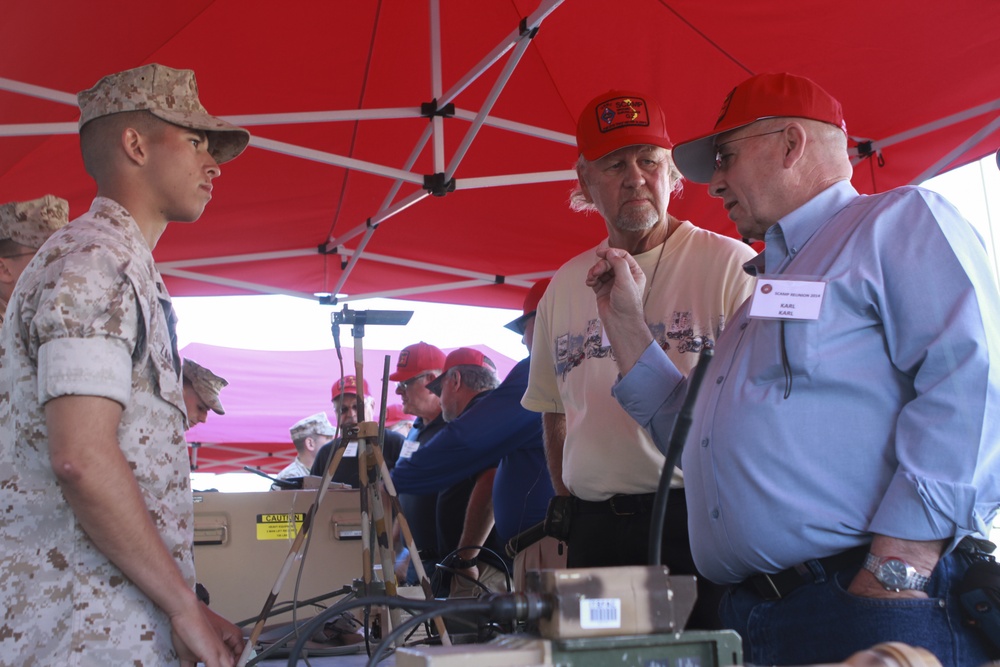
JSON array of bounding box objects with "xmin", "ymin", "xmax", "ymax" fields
[
  {"xmin": 743, "ymin": 545, "xmax": 868, "ymax": 600},
  {"xmin": 572, "ymin": 492, "xmax": 662, "ymax": 516}
]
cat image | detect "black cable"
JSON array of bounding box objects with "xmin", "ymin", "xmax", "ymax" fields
[
  {"xmin": 281, "ymin": 595, "xmax": 446, "ymax": 667},
  {"xmin": 648, "ymin": 347, "xmax": 714, "ymax": 566},
  {"xmin": 365, "ymin": 600, "xmax": 496, "ymax": 666}
]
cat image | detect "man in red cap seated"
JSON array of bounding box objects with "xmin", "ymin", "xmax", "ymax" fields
[
  {"xmin": 522, "ymin": 89, "xmax": 756, "ymax": 628},
  {"xmin": 591, "ymin": 72, "xmax": 1000, "ymax": 665},
  {"xmin": 309, "ymin": 375, "xmax": 404, "ymax": 487}
]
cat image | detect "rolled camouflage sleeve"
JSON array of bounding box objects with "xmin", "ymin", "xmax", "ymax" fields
[{"xmin": 30, "ymin": 249, "xmax": 139, "ymax": 407}]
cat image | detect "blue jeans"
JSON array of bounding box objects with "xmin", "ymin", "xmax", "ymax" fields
[{"xmin": 720, "ymin": 551, "xmax": 998, "ymax": 666}]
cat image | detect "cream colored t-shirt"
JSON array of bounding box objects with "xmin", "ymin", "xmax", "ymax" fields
[{"xmin": 522, "ymin": 221, "xmax": 756, "ymax": 501}]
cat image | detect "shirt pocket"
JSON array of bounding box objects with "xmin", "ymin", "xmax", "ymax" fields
[{"xmin": 744, "ymin": 318, "xmax": 820, "ymax": 386}]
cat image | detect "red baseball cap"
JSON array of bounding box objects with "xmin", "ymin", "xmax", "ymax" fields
[
  {"xmin": 331, "ymin": 375, "xmax": 370, "ymax": 401},
  {"xmin": 389, "ymin": 341, "xmax": 446, "ymax": 382},
  {"xmin": 673, "ymin": 72, "xmax": 847, "ymax": 184},
  {"xmin": 425, "ymin": 348, "xmax": 497, "ymax": 395},
  {"xmin": 504, "ymin": 278, "xmax": 551, "ymax": 334},
  {"xmin": 576, "ymin": 90, "xmax": 673, "ymax": 161}
]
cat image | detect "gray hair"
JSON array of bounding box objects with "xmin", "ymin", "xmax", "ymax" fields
[
  {"xmin": 451, "ymin": 365, "xmax": 499, "ymax": 393},
  {"xmin": 568, "ymin": 148, "xmax": 684, "ymax": 213}
]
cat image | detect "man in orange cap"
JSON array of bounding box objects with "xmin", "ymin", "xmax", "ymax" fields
[
  {"xmin": 592, "ymin": 72, "xmax": 1000, "ymax": 665},
  {"xmin": 0, "ymin": 64, "xmax": 248, "ymax": 665},
  {"xmin": 522, "ymin": 90, "xmax": 756, "ymax": 628}
]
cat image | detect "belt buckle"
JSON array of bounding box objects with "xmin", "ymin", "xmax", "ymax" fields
[{"xmin": 608, "ymin": 496, "xmax": 636, "ymax": 516}]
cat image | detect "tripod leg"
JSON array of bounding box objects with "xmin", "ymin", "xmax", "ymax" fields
[{"xmin": 369, "ymin": 442, "xmax": 452, "ymax": 645}]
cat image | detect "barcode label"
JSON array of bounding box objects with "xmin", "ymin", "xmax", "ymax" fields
[{"xmin": 580, "ymin": 597, "xmax": 621, "ymax": 629}]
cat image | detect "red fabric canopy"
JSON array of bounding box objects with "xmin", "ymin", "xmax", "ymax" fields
[
  {"xmin": 2, "ymin": 0, "xmax": 999, "ymax": 311},
  {"xmin": 181, "ymin": 342, "xmax": 519, "ymax": 474}
]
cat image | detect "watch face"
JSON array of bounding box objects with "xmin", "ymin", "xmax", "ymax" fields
[{"xmin": 878, "ymin": 559, "xmax": 909, "ymax": 588}]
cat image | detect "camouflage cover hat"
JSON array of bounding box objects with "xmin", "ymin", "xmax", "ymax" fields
[
  {"xmin": 0, "ymin": 195, "xmax": 70, "ymax": 249},
  {"xmin": 182, "ymin": 358, "xmax": 228, "ymax": 415},
  {"xmin": 290, "ymin": 412, "xmax": 336, "ymax": 442},
  {"xmin": 77, "ymin": 63, "xmax": 250, "ymax": 164}
]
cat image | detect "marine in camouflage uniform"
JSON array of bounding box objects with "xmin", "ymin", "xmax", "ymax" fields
[
  {"xmin": 0, "ymin": 195, "xmax": 70, "ymax": 326},
  {"xmin": 0, "ymin": 64, "xmax": 249, "ymax": 666}
]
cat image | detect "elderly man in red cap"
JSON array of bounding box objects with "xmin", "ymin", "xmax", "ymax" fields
[
  {"xmin": 0, "ymin": 64, "xmax": 248, "ymax": 665},
  {"xmin": 591, "ymin": 73, "xmax": 1000, "ymax": 665},
  {"xmin": 309, "ymin": 375, "xmax": 404, "ymax": 487},
  {"xmin": 522, "ymin": 90, "xmax": 756, "ymax": 628},
  {"xmin": 386, "ymin": 342, "xmax": 449, "ymax": 588},
  {"xmin": 0, "ymin": 195, "xmax": 69, "ymax": 327}
]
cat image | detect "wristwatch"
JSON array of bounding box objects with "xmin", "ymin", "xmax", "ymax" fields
[{"xmin": 862, "ymin": 553, "xmax": 930, "ymax": 592}]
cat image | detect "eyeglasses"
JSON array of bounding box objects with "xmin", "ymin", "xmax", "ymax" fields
[
  {"xmin": 714, "ymin": 128, "xmax": 787, "ymax": 172},
  {"xmin": 397, "ymin": 373, "xmax": 430, "ymax": 390}
]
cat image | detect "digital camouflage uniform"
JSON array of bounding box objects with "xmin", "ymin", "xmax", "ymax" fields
[
  {"xmin": 0, "ymin": 197, "xmax": 192, "ymax": 665},
  {"xmin": 0, "ymin": 194, "xmax": 70, "ymax": 326}
]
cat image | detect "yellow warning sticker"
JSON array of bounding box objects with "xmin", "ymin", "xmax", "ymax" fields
[{"xmin": 256, "ymin": 513, "xmax": 305, "ymax": 540}]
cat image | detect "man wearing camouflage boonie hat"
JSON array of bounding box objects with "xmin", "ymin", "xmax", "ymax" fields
[
  {"xmin": 182, "ymin": 358, "xmax": 229, "ymax": 430},
  {"xmin": 0, "ymin": 64, "xmax": 248, "ymax": 665},
  {"xmin": 0, "ymin": 194, "xmax": 69, "ymax": 326},
  {"xmin": 272, "ymin": 412, "xmax": 337, "ymax": 487}
]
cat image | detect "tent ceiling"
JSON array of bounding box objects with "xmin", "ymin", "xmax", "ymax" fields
[{"xmin": 2, "ymin": 0, "xmax": 999, "ymax": 310}]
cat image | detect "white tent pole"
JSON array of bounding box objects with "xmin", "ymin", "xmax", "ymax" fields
[
  {"xmin": 225, "ymin": 107, "xmax": 423, "ymax": 125},
  {"xmin": 430, "ymin": 0, "xmax": 446, "ymax": 174},
  {"xmin": 439, "ymin": 0, "xmax": 564, "ymax": 106},
  {"xmin": 159, "ymin": 248, "xmax": 315, "ymax": 269},
  {"xmin": 249, "ymin": 136, "xmax": 423, "ymax": 183},
  {"xmin": 456, "ymin": 170, "xmax": 577, "ymax": 189},
  {"xmin": 0, "ymin": 122, "xmax": 77, "ymax": 137},
  {"xmin": 909, "ymin": 115, "xmax": 1000, "ymax": 185},
  {"xmin": 0, "ymin": 77, "xmax": 77, "ymax": 105},
  {"xmin": 157, "ymin": 267, "xmax": 318, "ymax": 299},
  {"xmin": 329, "ymin": 225, "xmax": 381, "ymax": 299},
  {"xmin": 451, "ymin": 108, "xmax": 575, "ymax": 145},
  {"xmin": 325, "ymin": 189, "xmax": 430, "ymax": 251},
  {"xmin": 851, "ymin": 97, "xmax": 1000, "ymax": 162},
  {"xmin": 444, "ymin": 28, "xmax": 536, "ymax": 182}
]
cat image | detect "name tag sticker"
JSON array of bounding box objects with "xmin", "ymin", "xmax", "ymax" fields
[
  {"xmin": 399, "ymin": 440, "xmax": 420, "ymax": 459},
  {"xmin": 343, "ymin": 440, "xmax": 359, "ymax": 457},
  {"xmin": 749, "ymin": 278, "xmax": 826, "ymax": 321}
]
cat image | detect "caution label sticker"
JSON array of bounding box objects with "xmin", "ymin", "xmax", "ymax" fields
[{"xmin": 256, "ymin": 513, "xmax": 305, "ymax": 540}]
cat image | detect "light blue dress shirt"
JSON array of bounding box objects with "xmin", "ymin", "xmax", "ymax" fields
[{"xmin": 613, "ymin": 181, "xmax": 1000, "ymax": 584}]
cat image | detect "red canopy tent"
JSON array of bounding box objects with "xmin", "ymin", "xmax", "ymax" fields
[
  {"xmin": 2, "ymin": 0, "xmax": 998, "ymax": 312},
  {"xmin": 181, "ymin": 342, "xmax": 519, "ymax": 474}
]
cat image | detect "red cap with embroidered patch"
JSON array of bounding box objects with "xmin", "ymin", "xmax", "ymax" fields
[
  {"xmin": 389, "ymin": 342, "xmax": 446, "ymax": 382},
  {"xmin": 673, "ymin": 72, "xmax": 847, "ymax": 183},
  {"xmin": 331, "ymin": 375, "xmax": 370, "ymax": 401},
  {"xmin": 576, "ymin": 90, "xmax": 673, "ymax": 161}
]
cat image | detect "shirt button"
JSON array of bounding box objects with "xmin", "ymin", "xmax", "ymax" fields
[
  {"xmin": 790, "ymin": 247, "xmax": 798, "ymax": 254},
  {"xmin": 700, "ymin": 438, "xmax": 709, "ymax": 448},
  {"xmin": 711, "ymin": 509, "xmax": 720, "ymax": 519},
  {"xmin": 740, "ymin": 322, "xmax": 748, "ymax": 330},
  {"xmin": 716, "ymin": 376, "xmax": 724, "ymax": 384}
]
